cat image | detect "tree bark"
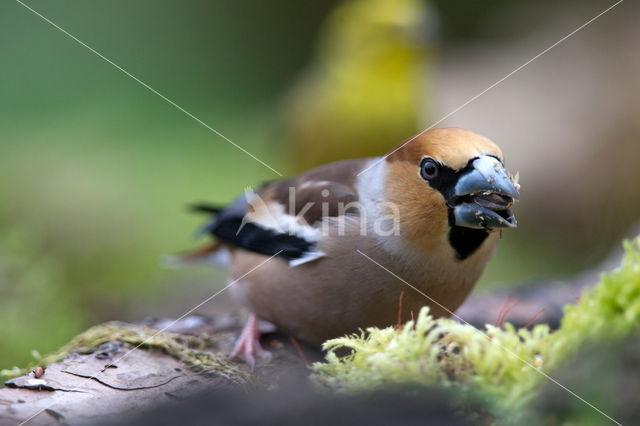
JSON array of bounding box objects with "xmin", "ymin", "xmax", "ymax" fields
[
  {"xmin": 1, "ymin": 228, "xmax": 633, "ymax": 425},
  {"xmin": 0, "ymin": 316, "xmax": 316, "ymax": 426}
]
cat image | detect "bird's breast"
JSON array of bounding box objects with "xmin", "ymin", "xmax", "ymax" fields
[{"xmin": 226, "ymin": 229, "xmax": 499, "ymax": 345}]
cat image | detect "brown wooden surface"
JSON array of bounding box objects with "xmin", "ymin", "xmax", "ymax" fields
[
  {"xmin": 1, "ymin": 231, "xmax": 631, "ymax": 425},
  {"xmin": 0, "ymin": 316, "xmax": 317, "ymax": 426}
]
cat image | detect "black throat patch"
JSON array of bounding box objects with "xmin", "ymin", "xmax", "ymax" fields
[
  {"xmin": 448, "ymin": 226, "xmax": 489, "ymax": 261},
  {"xmin": 425, "ymin": 158, "xmax": 489, "ymax": 261}
]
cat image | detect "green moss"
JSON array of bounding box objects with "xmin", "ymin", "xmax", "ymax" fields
[
  {"xmin": 1, "ymin": 322, "xmax": 254, "ymax": 386},
  {"xmin": 5, "ymin": 240, "xmax": 639, "ymax": 419},
  {"xmin": 549, "ymin": 239, "xmax": 640, "ymax": 367},
  {"xmin": 313, "ymin": 239, "xmax": 640, "ymax": 421}
]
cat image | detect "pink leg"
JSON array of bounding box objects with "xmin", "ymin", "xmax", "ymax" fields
[{"xmin": 229, "ymin": 313, "xmax": 272, "ymax": 369}]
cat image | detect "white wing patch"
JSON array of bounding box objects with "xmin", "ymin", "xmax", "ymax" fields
[
  {"xmin": 298, "ymin": 180, "xmax": 332, "ymax": 190},
  {"xmin": 242, "ymin": 188, "xmax": 321, "ymax": 243},
  {"xmin": 288, "ymin": 250, "xmax": 326, "ymax": 268}
]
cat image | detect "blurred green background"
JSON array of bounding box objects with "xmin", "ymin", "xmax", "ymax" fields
[{"xmin": 1, "ymin": 0, "xmax": 638, "ymax": 375}]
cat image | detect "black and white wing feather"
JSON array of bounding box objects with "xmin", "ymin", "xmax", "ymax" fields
[{"xmin": 193, "ymin": 159, "xmax": 364, "ymax": 267}]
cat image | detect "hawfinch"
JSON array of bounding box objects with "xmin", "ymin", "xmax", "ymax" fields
[{"xmin": 183, "ymin": 128, "xmax": 519, "ymax": 367}]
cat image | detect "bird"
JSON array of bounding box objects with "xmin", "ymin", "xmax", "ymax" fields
[
  {"xmin": 281, "ymin": 0, "xmax": 436, "ymax": 173},
  {"xmin": 181, "ymin": 128, "xmax": 519, "ymax": 367}
]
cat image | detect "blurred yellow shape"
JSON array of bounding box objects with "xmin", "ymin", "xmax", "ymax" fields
[{"xmin": 282, "ymin": 0, "xmax": 436, "ymax": 172}]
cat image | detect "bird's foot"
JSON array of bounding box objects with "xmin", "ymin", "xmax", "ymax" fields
[{"xmin": 229, "ymin": 313, "xmax": 272, "ymax": 369}]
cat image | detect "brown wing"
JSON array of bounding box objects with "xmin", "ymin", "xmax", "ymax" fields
[
  {"xmin": 259, "ymin": 158, "xmax": 368, "ymax": 225},
  {"xmin": 190, "ymin": 159, "xmax": 369, "ymax": 264}
]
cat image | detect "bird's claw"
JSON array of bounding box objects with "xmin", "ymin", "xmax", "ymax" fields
[{"xmin": 229, "ymin": 313, "xmax": 272, "ymax": 369}]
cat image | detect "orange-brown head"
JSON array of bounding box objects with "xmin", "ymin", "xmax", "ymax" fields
[{"xmin": 384, "ymin": 128, "xmax": 519, "ymax": 260}]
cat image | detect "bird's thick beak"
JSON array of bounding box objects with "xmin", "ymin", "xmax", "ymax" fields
[{"xmin": 452, "ymin": 155, "xmax": 519, "ymax": 230}]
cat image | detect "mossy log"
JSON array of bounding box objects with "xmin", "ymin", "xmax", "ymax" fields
[
  {"xmin": 0, "ymin": 231, "xmax": 632, "ymax": 425},
  {"xmin": 0, "ymin": 315, "xmax": 317, "ymax": 425}
]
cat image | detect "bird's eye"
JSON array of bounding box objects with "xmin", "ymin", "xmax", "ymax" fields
[{"xmin": 420, "ymin": 158, "xmax": 439, "ymax": 180}]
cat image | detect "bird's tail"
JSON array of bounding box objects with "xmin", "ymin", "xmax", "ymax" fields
[
  {"xmin": 189, "ymin": 203, "xmax": 224, "ymax": 215},
  {"xmin": 164, "ymin": 203, "xmax": 230, "ymax": 269},
  {"xmin": 164, "ymin": 242, "xmax": 230, "ymax": 269}
]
